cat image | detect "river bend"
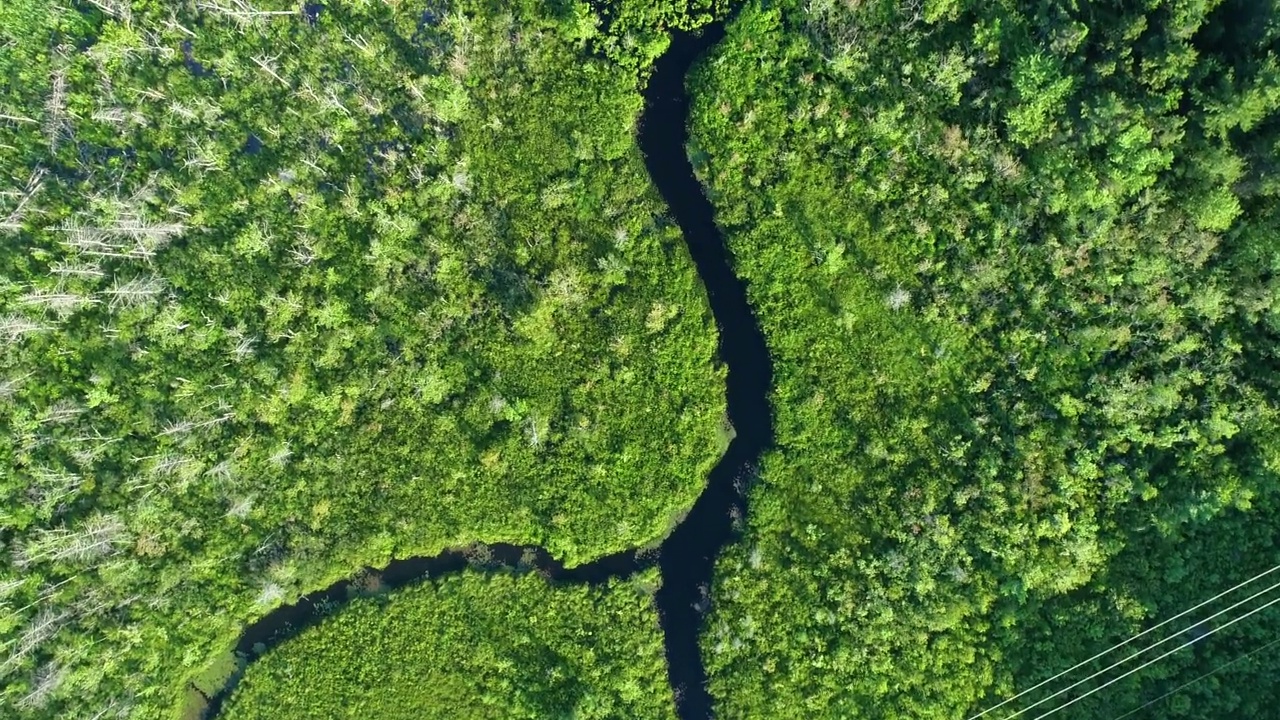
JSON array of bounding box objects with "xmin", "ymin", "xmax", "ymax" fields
[{"xmin": 200, "ymin": 14, "xmax": 771, "ymax": 720}]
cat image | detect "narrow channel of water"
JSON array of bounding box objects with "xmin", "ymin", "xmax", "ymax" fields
[
  {"xmin": 200, "ymin": 13, "xmax": 771, "ymax": 720},
  {"xmin": 638, "ymin": 17, "xmax": 774, "ymax": 720}
]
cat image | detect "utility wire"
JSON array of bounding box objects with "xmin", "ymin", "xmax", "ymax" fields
[
  {"xmin": 967, "ymin": 562, "xmax": 1280, "ymax": 720},
  {"xmin": 1111, "ymin": 635, "xmax": 1280, "ymax": 720},
  {"xmin": 1030, "ymin": 592, "xmax": 1280, "ymax": 720},
  {"xmin": 997, "ymin": 575, "xmax": 1280, "ymax": 720}
]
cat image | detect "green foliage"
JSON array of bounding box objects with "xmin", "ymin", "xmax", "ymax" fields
[
  {"xmin": 220, "ymin": 571, "xmax": 675, "ymax": 720},
  {"xmin": 0, "ymin": 2, "xmax": 724, "ymax": 717},
  {"xmin": 4, "ymin": 0, "xmax": 1280, "ymax": 718},
  {"xmin": 1008, "ymin": 53, "xmax": 1074, "ymax": 146},
  {"xmin": 690, "ymin": 0, "xmax": 1280, "ymax": 717},
  {"xmin": 593, "ymin": 0, "xmax": 726, "ymax": 68}
]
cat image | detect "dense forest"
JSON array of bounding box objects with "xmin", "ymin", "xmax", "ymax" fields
[
  {"xmin": 0, "ymin": 1, "xmax": 726, "ymax": 716},
  {"xmin": 220, "ymin": 571, "xmax": 674, "ymax": 720},
  {"xmin": 693, "ymin": 0, "xmax": 1280, "ymax": 718},
  {"xmin": 2, "ymin": 0, "xmax": 1279, "ymax": 719}
]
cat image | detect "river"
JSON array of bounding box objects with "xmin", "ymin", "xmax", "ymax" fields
[{"xmin": 199, "ymin": 12, "xmax": 772, "ymax": 720}]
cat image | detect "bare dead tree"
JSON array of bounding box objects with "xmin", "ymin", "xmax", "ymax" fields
[
  {"xmin": 184, "ymin": 136, "xmax": 224, "ymax": 172},
  {"xmin": 108, "ymin": 213, "xmax": 185, "ymax": 246},
  {"xmin": 899, "ymin": 0, "xmax": 924, "ymax": 30},
  {"xmin": 101, "ymin": 275, "xmax": 165, "ymax": 309},
  {"xmin": 268, "ymin": 442, "xmax": 292, "ymax": 467},
  {"xmin": 404, "ymin": 75, "xmax": 427, "ymax": 105},
  {"xmin": 1, "ymin": 168, "xmax": 47, "ymax": 233},
  {"xmin": 802, "ymin": 0, "xmax": 864, "ymax": 59},
  {"xmin": 15, "ymin": 515, "xmax": 127, "ymax": 568},
  {"xmin": 321, "ymin": 86, "xmax": 353, "ymax": 117},
  {"xmin": 30, "ymin": 468, "xmax": 84, "ymax": 509},
  {"xmin": 0, "ymin": 313, "xmax": 50, "ymax": 340},
  {"xmin": 448, "ymin": 45, "xmax": 469, "ymax": 78},
  {"xmin": 289, "ymin": 237, "xmax": 318, "ymax": 265},
  {"xmin": 66, "ymin": 429, "xmax": 121, "ymax": 466},
  {"xmin": 158, "ymin": 411, "xmax": 233, "ymax": 438},
  {"xmin": 89, "ymin": 106, "xmax": 128, "ymax": 126},
  {"xmin": 295, "ymin": 80, "xmax": 321, "ymax": 105},
  {"xmin": 343, "ymin": 31, "xmax": 372, "ymax": 53},
  {"xmin": 162, "ymin": 17, "xmax": 197, "ymax": 38},
  {"xmin": 143, "ymin": 452, "xmax": 198, "ymax": 479},
  {"xmin": 86, "ymin": 0, "xmax": 132, "ymax": 23},
  {"xmin": 167, "ymin": 101, "xmax": 198, "ymax": 121},
  {"xmin": 357, "ymin": 91, "xmax": 384, "ymax": 116},
  {"xmin": 133, "ymin": 87, "xmax": 166, "ymax": 103},
  {"xmin": 206, "ymin": 458, "xmax": 235, "ymax": 484},
  {"xmin": 50, "ymin": 260, "xmax": 106, "ymax": 280},
  {"xmin": 87, "ymin": 697, "xmax": 134, "ymax": 720},
  {"xmin": 298, "ymin": 153, "xmax": 326, "ymax": 175},
  {"xmin": 157, "ymin": 306, "xmax": 190, "ymax": 334},
  {"xmin": 197, "ymin": 0, "xmax": 297, "ymax": 26},
  {"xmin": 2, "ymin": 577, "xmax": 76, "ymax": 619},
  {"xmin": 230, "ymin": 335, "xmax": 257, "ymax": 362},
  {"xmin": 140, "ymin": 30, "xmax": 176, "ymax": 61},
  {"xmin": 19, "ymin": 289, "xmax": 99, "ymax": 318},
  {"xmin": 0, "ymin": 112, "xmax": 38, "ymax": 125},
  {"xmin": 158, "ymin": 419, "xmax": 194, "ymax": 438},
  {"xmin": 251, "ymin": 54, "xmax": 289, "ymax": 87},
  {"xmin": 0, "ymin": 577, "xmax": 25, "ymax": 604},
  {"xmin": 0, "ymin": 373, "xmax": 32, "ymax": 401},
  {"xmin": 255, "ymin": 582, "xmax": 285, "ymax": 606},
  {"xmin": 16, "ymin": 661, "xmax": 65, "ymax": 710},
  {"xmin": 121, "ymin": 474, "xmax": 161, "ymax": 497},
  {"xmin": 44, "ymin": 68, "xmax": 69, "ymax": 151},
  {"xmin": 60, "ymin": 214, "xmax": 184, "ymax": 262},
  {"xmin": 226, "ymin": 495, "xmax": 254, "ymax": 519},
  {"xmin": 3, "ymin": 609, "xmax": 70, "ymax": 672}
]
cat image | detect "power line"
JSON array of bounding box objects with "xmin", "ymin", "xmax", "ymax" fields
[
  {"xmin": 1110, "ymin": 635, "xmax": 1280, "ymax": 720},
  {"xmin": 997, "ymin": 575, "xmax": 1280, "ymax": 720},
  {"xmin": 1030, "ymin": 592, "xmax": 1280, "ymax": 720},
  {"xmin": 967, "ymin": 562, "xmax": 1280, "ymax": 720}
]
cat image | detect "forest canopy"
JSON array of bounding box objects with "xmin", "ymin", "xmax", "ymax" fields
[
  {"xmin": 1, "ymin": 0, "xmax": 1278, "ymax": 719},
  {"xmin": 692, "ymin": 0, "xmax": 1280, "ymax": 718},
  {"xmin": 218, "ymin": 571, "xmax": 675, "ymax": 720},
  {"xmin": 0, "ymin": 1, "xmax": 725, "ymax": 716}
]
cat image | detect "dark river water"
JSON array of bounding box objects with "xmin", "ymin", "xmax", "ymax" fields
[
  {"xmin": 201, "ymin": 13, "xmax": 772, "ymax": 720},
  {"xmin": 639, "ymin": 16, "xmax": 774, "ymax": 719}
]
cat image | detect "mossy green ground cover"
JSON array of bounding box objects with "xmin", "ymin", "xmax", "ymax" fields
[{"xmin": 220, "ymin": 571, "xmax": 675, "ymax": 720}]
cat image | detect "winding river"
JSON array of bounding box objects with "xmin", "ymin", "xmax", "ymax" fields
[
  {"xmin": 640, "ymin": 17, "xmax": 774, "ymax": 719},
  {"xmin": 200, "ymin": 14, "xmax": 772, "ymax": 720}
]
